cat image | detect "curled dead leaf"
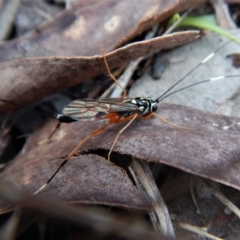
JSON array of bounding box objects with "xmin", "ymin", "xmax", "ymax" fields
[
  {"xmin": 0, "ymin": 31, "xmax": 199, "ymax": 113},
  {"xmin": 0, "ymin": 0, "xmax": 205, "ymax": 61},
  {"xmin": 1, "ymin": 103, "xmax": 240, "ymax": 211}
]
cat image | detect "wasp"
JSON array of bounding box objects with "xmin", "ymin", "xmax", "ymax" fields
[
  {"xmin": 0, "ymin": 41, "xmax": 238, "ymax": 194},
  {"xmin": 33, "ymin": 42, "xmax": 240, "ymax": 194}
]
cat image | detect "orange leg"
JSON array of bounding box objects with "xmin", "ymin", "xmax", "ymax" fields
[
  {"xmin": 34, "ymin": 114, "xmax": 121, "ymax": 194},
  {"xmin": 142, "ymin": 113, "xmax": 154, "ymax": 120},
  {"xmin": 141, "ymin": 112, "xmax": 197, "ymax": 130},
  {"xmin": 100, "ymin": 45, "xmax": 127, "ymax": 98},
  {"xmin": 66, "ymin": 119, "xmax": 117, "ymax": 160},
  {"xmin": 152, "ymin": 112, "xmax": 197, "ymax": 130},
  {"xmin": 107, "ymin": 114, "xmax": 138, "ymax": 161},
  {"xmin": 67, "ymin": 113, "xmax": 138, "ymax": 161},
  {"xmin": 36, "ymin": 47, "xmax": 128, "ymax": 194}
]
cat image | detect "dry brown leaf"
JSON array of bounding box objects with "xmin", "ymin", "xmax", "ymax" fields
[
  {"xmin": 0, "ymin": 31, "xmax": 199, "ymax": 113},
  {"xmin": 0, "ymin": 179, "xmax": 168, "ymax": 240},
  {"xmin": 14, "ymin": 0, "xmax": 62, "ymax": 36},
  {"xmin": 1, "ymin": 103, "xmax": 240, "ymax": 211},
  {"xmin": 0, "ymin": 0, "xmax": 205, "ymax": 61},
  {"xmin": 0, "ymin": 154, "xmax": 150, "ymax": 213}
]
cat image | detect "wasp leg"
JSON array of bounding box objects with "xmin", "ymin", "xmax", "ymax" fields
[
  {"xmin": 108, "ymin": 114, "xmax": 138, "ymax": 161},
  {"xmin": 152, "ymin": 112, "xmax": 197, "ymax": 130},
  {"xmin": 100, "ymin": 45, "xmax": 127, "ymax": 98},
  {"xmin": 37, "ymin": 122, "xmax": 61, "ymax": 145},
  {"xmin": 34, "ymin": 116, "xmax": 119, "ymax": 195}
]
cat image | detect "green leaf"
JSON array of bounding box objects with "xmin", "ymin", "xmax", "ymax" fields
[
  {"xmin": 178, "ymin": 14, "xmax": 240, "ymax": 45},
  {"xmin": 167, "ymin": 13, "xmax": 181, "ymax": 26}
]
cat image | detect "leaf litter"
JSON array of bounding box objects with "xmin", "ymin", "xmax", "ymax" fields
[
  {"xmin": 0, "ymin": 0, "xmax": 204, "ymax": 61},
  {"xmin": 1, "ymin": 1, "xmax": 240, "ymax": 238},
  {"xmin": 0, "ymin": 31, "xmax": 199, "ymax": 113},
  {"xmin": 0, "ymin": 29, "xmax": 200, "ymax": 211}
]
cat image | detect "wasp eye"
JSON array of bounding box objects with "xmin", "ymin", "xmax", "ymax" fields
[{"xmin": 152, "ymin": 104, "xmax": 158, "ymax": 112}]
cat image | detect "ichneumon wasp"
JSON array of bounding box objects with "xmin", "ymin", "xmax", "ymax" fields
[{"xmin": 0, "ymin": 32, "xmax": 240, "ymax": 195}]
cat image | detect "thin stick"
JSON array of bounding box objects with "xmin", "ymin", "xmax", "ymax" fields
[
  {"xmin": 178, "ymin": 222, "xmax": 223, "ymax": 240},
  {"xmin": 129, "ymin": 159, "xmax": 175, "ymax": 237}
]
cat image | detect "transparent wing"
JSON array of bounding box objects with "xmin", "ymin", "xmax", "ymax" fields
[{"xmin": 61, "ymin": 98, "xmax": 139, "ymax": 121}]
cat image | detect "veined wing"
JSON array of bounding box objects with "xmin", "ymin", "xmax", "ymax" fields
[{"xmin": 61, "ymin": 98, "xmax": 140, "ymax": 121}]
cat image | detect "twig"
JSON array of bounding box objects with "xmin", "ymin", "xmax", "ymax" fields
[
  {"xmin": 202, "ymin": 180, "xmax": 240, "ymax": 219},
  {"xmin": 129, "ymin": 158, "xmax": 175, "ymax": 237},
  {"xmin": 178, "ymin": 222, "xmax": 224, "ymax": 240}
]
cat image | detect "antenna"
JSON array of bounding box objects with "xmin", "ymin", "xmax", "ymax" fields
[
  {"xmin": 155, "ymin": 41, "xmax": 230, "ymax": 103},
  {"xmin": 158, "ymin": 75, "xmax": 240, "ymax": 102}
]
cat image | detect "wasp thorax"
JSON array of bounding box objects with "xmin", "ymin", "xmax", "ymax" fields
[{"xmin": 131, "ymin": 97, "xmax": 158, "ymax": 115}]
